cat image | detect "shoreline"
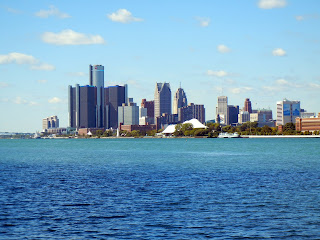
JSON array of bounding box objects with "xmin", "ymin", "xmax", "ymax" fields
[{"xmin": 240, "ymin": 135, "xmax": 320, "ymax": 138}]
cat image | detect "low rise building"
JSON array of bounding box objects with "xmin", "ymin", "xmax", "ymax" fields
[
  {"xmin": 296, "ymin": 113, "xmax": 320, "ymax": 132},
  {"xmin": 120, "ymin": 124, "xmax": 157, "ymax": 133}
]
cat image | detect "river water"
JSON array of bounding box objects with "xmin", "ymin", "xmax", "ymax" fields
[{"xmin": 0, "ymin": 138, "xmax": 319, "ymax": 239}]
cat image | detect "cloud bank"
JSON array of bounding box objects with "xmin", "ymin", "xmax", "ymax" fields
[
  {"xmin": 35, "ymin": 5, "xmax": 71, "ymax": 19},
  {"xmin": 258, "ymin": 0, "xmax": 287, "ymax": 9},
  {"xmin": 0, "ymin": 52, "xmax": 55, "ymax": 71},
  {"xmin": 42, "ymin": 29, "xmax": 105, "ymax": 45}
]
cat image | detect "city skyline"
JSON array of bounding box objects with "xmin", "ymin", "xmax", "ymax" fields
[{"xmin": 1, "ymin": 0, "xmax": 320, "ymax": 132}]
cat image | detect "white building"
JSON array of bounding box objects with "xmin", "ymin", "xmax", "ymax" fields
[
  {"xmin": 216, "ymin": 96, "xmax": 228, "ymax": 125},
  {"xmin": 276, "ymin": 99, "xmax": 300, "ymax": 126},
  {"xmin": 42, "ymin": 116, "xmax": 59, "ymax": 132}
]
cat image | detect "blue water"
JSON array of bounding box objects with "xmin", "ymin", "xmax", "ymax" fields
[{"xmin": 0, "ymin": 138, "xmax": 319, "ymax": 239}]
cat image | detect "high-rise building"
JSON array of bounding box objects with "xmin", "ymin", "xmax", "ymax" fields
[
  {"xmin": 216, "ymin": 96, "xmax": 228, "ymax": 125},
  {"xmin": 173, "ymin": 87, "xmax": 187, "ymax": 114},
  {"xmin": 68, "ymin": 84, "xmax": 97, "ymax": 129},
  {"xmin": 154, "ymin": 82, "xmax": 171, "ymax": 121},
  {"xmin": 243, "ymin": 98, "xmax": 252, "ymax": 113},
  {"xmin": 89, "ymin": 65, "xmax": 104, "ymax": 128},
  {"xmin": 227, "ymin": 105, "xmax": 239, "ymax": 125},
  {"xmin": 178, "ymin": 103, "xmax": 205, "ymax": 123},
  {"xmin": 104, "ymin": 85, "xmax": 127, "ymax": 129},
  {"xmin": 42, "ymin": 116, "xmax": 59, "ymax": 131},
  {"xmin": 141, "ymin": 99, "xmax": 154, "ymax": 124},
  {"xmin": 276, "ymin": 99, "xmax": 300, "ymax": 126},
  {"xmin": 118, "ymin": 101, "xmax": 139, "ymax": 126}
]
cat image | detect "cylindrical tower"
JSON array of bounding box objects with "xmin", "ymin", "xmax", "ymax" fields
[{"xmin": 90, "ymin": 65, "xmax": 104, "ymax": 128}]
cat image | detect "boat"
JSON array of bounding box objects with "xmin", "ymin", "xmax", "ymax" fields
[
  {"xmin": 218, "ymin": 132, "xmax": 240, "ymax": 138},
  {"xmin": 33, "ymin": 132, "xmax": 41, "ymax": 139}
]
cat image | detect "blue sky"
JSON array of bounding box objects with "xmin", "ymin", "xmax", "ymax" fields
[{"xmin": 1, "ymin": 0, "xmax": 320, "ymax": 132}]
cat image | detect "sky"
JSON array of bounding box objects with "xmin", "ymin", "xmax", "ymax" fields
[{"xmin": 1, "ymin": 0, "xmax": 320, "ymax": 132}]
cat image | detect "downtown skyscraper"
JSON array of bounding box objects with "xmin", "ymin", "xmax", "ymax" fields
[
  {"xmin": 89, "ymin": 65, "xmax": 104, "ymax": 128},
  {"xmin": 173, "ymin": 87, "xmax": 187, "ymax": 114},
  {"xmin": 154, "ymin": 82, "xmax": 171, "ymax": 120},
  {"xmin": 69, "ymin": 64, "xmax": 127, "ymax": 130}
]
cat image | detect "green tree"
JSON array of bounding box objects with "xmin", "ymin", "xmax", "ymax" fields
[
  {"xmin": 147, "ymin": 130, "xmax": 157, "ymax": 136},
  {"xmin": 194, "ymin": 129, "xmax": 209, "ymax": 136},
  {"xmin": 283, "ymin": 122, "xmax": 296, "ymax": 135},
  {"xmin": 131, "ymin": 130, "xmax": 141, "ymax": 137}
]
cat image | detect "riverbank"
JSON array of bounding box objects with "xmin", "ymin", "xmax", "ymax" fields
[{"xmin": 241, "ymin": 135, "xmax": 320, "ymax": 138}]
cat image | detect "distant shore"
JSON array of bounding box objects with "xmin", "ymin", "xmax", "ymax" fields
[{"xmin": 240, "ymin": 135, "xmax": 320, "ymax": 138}]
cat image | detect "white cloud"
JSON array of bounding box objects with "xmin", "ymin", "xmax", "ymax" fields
[
  {"xmin": 29, "ymin": 101, "xmax": 38, "ymax": 106},
  {"xmin": 13, "ymin": 97, "xmax": 28, "ymax": 105},
  {"xmin": 107, "ymin": 9, "xmax": 143, "ymax": 23},
  {"xmin": 37, "ymin": 79, "xmax": 48, "ymax": 84},
  {"xmin": 276, "ymin": 78, "xmax": 289, "ymax": 85},
  {"xmin": 196, "ymin": 17, "xmax": 210, "ymax": 27},
  {"xmin": 309, "ymin": 83, "xmax": 320, "ymax": 88},
  {"xmin": 231, "ymin": 87, "xmax": 253, "ymax": 94},
  {"xmin": 10, "ymin": 97, "xmax": 38, "ymax": 106},
  {"xmin": 35, "ymin": 5, "xmax": 71, "ymax": 19},
  {"xmin": 6, "ymin": 7, "xmax": 22, "ymax": 14},
  {"xmin": 295, "ymin": 14, "xmax": 319, "ymax": 21},
  {"xmin": 67, "ymin": 72, "xmax": 87, "ymax": 77},
  {"xmin": 48, "ymin": 97, "xmax": 62, "ymax": 104},
  {"xmin": 217, "ymin": 44, "xmax": 231, "ymax": 53},
  {"xmin": 295, "ymin": 16, "xmax": 304, "ymax": 21},
  {"xmin": 263, "ymin": 78, "xmax": 302, "ymax": 92},
  {"xmin": 31, "ymin": 63, "xmax": 55, "ymax": 71},
  {"xmin": 207, "ymin": 70, "xmax": 228, "ymax": 77},
  {"xmin": 0, "ymin": 52, "xmax": 37, "ymax": 64},
  {"xmin": 258, "ymin": 0, "xmax": 287, "ymax": 9},
  {"xmin": 0, "ymin": 82, "xmax": 9, "ymax": 88},
  {"xmin": 0, "ymin": 52, "xmax": 54, "ymax": 71},
  {"xmin": 262, "ymin": 86, "xmax": 279, "ymax": 92},
  {"xmin": 42, "ymin": 29, "xmax": 105, "ymax": 45},
  {"xmin": 272, "ymin": 48, "xmax": 286, "ymax": 56}
]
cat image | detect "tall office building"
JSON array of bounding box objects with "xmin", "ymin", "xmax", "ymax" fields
[
  {"xmin": 228, "ymin": 105, "xmax": 239, "ymax": 125},
  {"xmin": 104, "ymin": 85, "xmax": 127, "ymax": 129},
  {"xmin": 173, "ymin": 87, "xmax": 187, "ymax": 114},
  {"xmin": 68, "ymin": 84, "xmax": 97, "ymax": 129},
  {"xmin": 276, "ymin": 99, "xmax": 300, "ymax": 126},
  {"xmin": 154, "ymin": 82, "xmax": 171, "ymax": 120},
  {"xmin": 243, "ymin": 98, "xmax": 252, "ymax": 113},
  {"xmin": 89, "ymin": 65, "xmax": 104, "ymax": 128},
  {"xmin": 216, "ymin": 96, "xmax": 228, "ymax": 125}
]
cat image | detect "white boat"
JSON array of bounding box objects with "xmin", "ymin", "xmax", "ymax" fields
[
  {"xmin": 33, "ymin": 132, "xmax": 41, "ymax": 139},
  {"xmin": 218, "ymin": 132, "xmax": 240, "ymax": 138}
]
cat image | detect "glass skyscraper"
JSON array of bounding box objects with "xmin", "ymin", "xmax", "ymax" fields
[{"xmin": 154, "ymin": 82, "xmax": 171, "ymax": 121}]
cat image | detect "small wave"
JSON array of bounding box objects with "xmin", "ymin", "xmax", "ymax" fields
[
  {"xmin": 62, "ymin": 203, "xmax": 91, "ymax": 207},
  {"xmin": 88, "ymin": 215, "xmax": 127, "ymax": 219}
]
